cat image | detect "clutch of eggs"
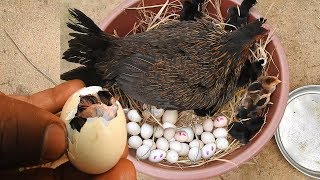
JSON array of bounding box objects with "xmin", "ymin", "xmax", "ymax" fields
[
  {"xmin": 60, "ymin": 86, "xmax": 127, "ymax": 174},
  {"xmin": 126, "ymin": 107, "xmax": 230, "ymax": 163}
]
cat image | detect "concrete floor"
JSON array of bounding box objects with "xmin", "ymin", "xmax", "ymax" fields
[{"xmin": 1, "ymin": 0, "xmax": 319, "ymax": 179}]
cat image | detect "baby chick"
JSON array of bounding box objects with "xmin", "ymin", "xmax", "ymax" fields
[
  {"xmin": 180, "ymin": 0, "xmax": 204, "ymax": 21},
  {"xmin": 254, "ymin": 93, "xmax": 272, "ymax": 110},
  {"xmin": 258, "ymin": 76, "xmax": 281, "ymax": 94}
]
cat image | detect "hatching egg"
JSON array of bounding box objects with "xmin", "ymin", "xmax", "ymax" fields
[
  {"xmin": 174, "ymin": 131, "xmax": 188, "ymax": 142},
  {"xmin": 201, "ymin": 143, "xmax": 216, "ymax": 159},
  {"xmin": 140, "ymin": 123, "xmax": 153, "ymax": 139},
  {"xmin": 150, "ymin": 106, "xmax": 165, "ymax": 118},
  {"xmin": 203, "ymin": 118, "xmax": 214, "ymax": 132},
  {"xmin": 128, "ymin": 136, "xmax": 143, "ymax": 149},
  {"xmin": 143, "ymin": 139, "xmax": 156, "ymax": 150},
  {"xmin": 136, "ymin": 145, "xmax": 151, "ymax": 160},
  {"xmin": 178, "ymin": 143, "xmax": 190, "ymax": 156},
  {"xmin": 188, "ymin": 147, "xmax": 201, "ymax": 162},
  {"xmin": 163, "ymin": 122, "xmax": 176, "ymax": 129},
  {"xmin": 213, "ymin": 116, "xmax": 228, "ymax": 127},
  {"xmin": 193, "ymin": 124, "xmax": 203, "ymax": 135},
  {"xmin": 163, "ymin": 128, "xmax": 176, "ymax": 140},
  {"xmin": 189, "ymin": 139, "xmax": 204, "ymax": 149},
  {"xmin": 162, "ymin": 110, "xmax": 178, "ymax": 125},
  {"xmin": 60, "ymin": 86, "xmax": 127, "ymax": 174},
  {"xmin": 166, "ymin": 150, "xmax": 179, "ymax": 163},
  {"xmin": 148, "ymin": 149, "xmax": 166, "ymax": 163},
  {"xmin": 201, "ymin": 132, "xmax": 215, "ymax": 144},
  {"xmin": 181, "ymin": 127, "xmax": 194, "ymax": 142},
  {"xmin": 216, "ymin": 138, "xmax": 229, "ymax": 150},
  {"xmin": 213, "ymin": 128, "xmax": 228, "ymax": 138},
  {"xmin": 169, "ymin": 141, "xmax": 182, "ymax": 152},
  {"xmin": 127, "ymin": 109, "xmax": 142, "ymax": 122},
  {"xmin": 126, "ymin": 122, "xmax": 140, "ymax": 136},
  {"xmin": 156, "ymin": 137, "xmax": 169, "ymax": 151},
  {"xmin": 154, "ymin": 125, "xmax": 164, "ymax": 138}
]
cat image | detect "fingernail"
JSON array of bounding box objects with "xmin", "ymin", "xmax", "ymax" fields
[{"xmin": 41, "ymin": 124, "xmax": 67, "ymax": 161}]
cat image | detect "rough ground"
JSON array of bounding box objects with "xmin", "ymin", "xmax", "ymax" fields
[{"xmin": 0, "ymin": 0, "xmax": 319, "ymax": 179}]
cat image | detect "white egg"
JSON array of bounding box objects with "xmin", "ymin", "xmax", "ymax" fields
[
  {"xmin": 169, "ymin": 141, "xmax": 182, "ymax": 152},
  {"xmin": 189, "ymin": 139, "xmax": 204, "ymax": 149},
  {"xmin": 216, "ymin": 138, "xmax": 229, "ymax": 150},
  {"xmin": 136, "ymin": 145, "xmax": 151, "ymax": 160},
  {"xmin": 154, "ymin": 125, "xmax": 164, "ymax": 138},
  {"xmin": 201, "ymin": 132, "xmax": 215, "ymax": 144},
  {"xmin": 162, "ymin": 110, "xmax": 178, "ymax": 125},
  {"xmin": 166, "ymin": 150, "xmax": 179, "ymax": 163},
  {"xmin": 162, "ymin": 122, "xmax": 176, "ymax": 129},
  {"xmin": 188, "ymin": 147, "xmax": 201, "ymax": 162},
  {"xmin": 213, "ymin": 128, "xmax": 228, "ymax": 138},
  {"xmin": 178, "ymin": 143, "xmax": 190, "ymax": 156},
  {"xmin": 127, "ymin": 109, "xmax": 142, "ymax": 122},
  {"xmin": 203, "ymin": 118, "xmax": 214, "ymax": 132},
  {"xmin": 150, "ymin": 106, "xmax": 165, "ymax": 118},
  {"xmin": 140, "ymin": 123, "xmax": 153, "ymax": 139},
  {"xmin": 174, "ymin": 131, "xmax": 188, "ymax": 142},
  {"xmin": 156, "ymin": 137, "xmax": 169, "ymax": 151},
  {"xmin": 148, "ymin": 149, "xmax": 166, "ymax": 162},
  {"xmin": 143, "ymin": 139, "xmax": 156, "ymax": 150},
  {"xmin": 181, "ymin": 127, "xmax": 194, "ymax": 142},
  {"xmin": 163, "ymin": 128, "xmax": 176, "ymax": 140},
  {"xmin": 213, "ymin": 116, "xmax": 228, "ymax": 128},
  {"xmin": 201, "ymin": 143, "xmax": 217, "ymax": 159},
  {"xmin": 126, "ymin": 122, "xmax": 140, "ymax": 136},
  {"xmin": 128, "ymin": 136, "xmax": 142, "ymax": 149},
  {"xmin": 193, "ymin": 124, "xmax": 203, "ymax": 135}
]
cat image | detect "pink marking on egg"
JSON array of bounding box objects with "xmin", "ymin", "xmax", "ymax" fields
[
  {"xmin": 154, "ymin": 156, "xmax": 157, "ymax": 159},
  {"xmin": 211, "ymin": 146, "xmax": 214, "ymax": 151},
  {"xmin": 206, "ymin": 151, "xmax": 209, "ymax": 155}
]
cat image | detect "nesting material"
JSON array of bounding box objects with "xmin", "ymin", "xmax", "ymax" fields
[{"xmin": 108, "ymin": 0, "xmax": 280, "ymax": 168}]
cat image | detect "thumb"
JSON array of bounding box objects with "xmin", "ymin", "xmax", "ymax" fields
[{"xmin": 0, "ymin": 95, "xmax": 67, "ymax": 169}]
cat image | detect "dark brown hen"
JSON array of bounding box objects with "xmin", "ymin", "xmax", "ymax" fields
[{"xmin": 61, "ymin": 9, "xmax": 268, "ymax": 112}]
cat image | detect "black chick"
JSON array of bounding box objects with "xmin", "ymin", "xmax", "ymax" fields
[
  {"xmin": 237, "ymin": 58, "xmax": 266, "ymax": 87},
  {"xmin": 225, "ymin": 0, "xmax": 257, "ymax": 30},
  {"xmin": 180, "ymin": 0, "xmax": 204, "ymax": 21},
  {"xmin": 61, "ymin": 9, "xmax": 268, "ymax": 112},
  {"xmin": 242, "ymin": 116, "xmax": 265, "ymax": 134}
]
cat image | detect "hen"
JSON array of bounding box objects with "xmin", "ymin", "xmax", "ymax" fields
[{"xmin": 61, "ymin": 9, "xmax": 268, "ymax": 113}]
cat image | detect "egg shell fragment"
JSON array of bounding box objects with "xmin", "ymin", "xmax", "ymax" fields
[
  {"xmin": 213, "ymin": 128, "xmax": 228, "ymax": 138},
  {"xmin": 213, "ymin": 116, "xmax": 228, "ymax": 127},
  {"xmin": 169, "ymin": 141, "xmax": 182, "ymax": 152},
  {"xmin": 140, "ymin": 123, "xmax": 153, "ymax": 139},
  {"xmin": 189, "ymin": 139, "xmax": 204, "ymax": 149},
  {"xmin": 127, "ymin": 109, "xmax": 142, "ymax": 122},
  {"xmin": 136, "ymin": 145, "xmax": 151, "ymax": 160},
  {"xmin": 174, "ymin": 131, "xmax": 188, "ymax": 142},
  {"xmin": 148, "ymin": 149, "xmax": 166, "ymax": 162},
  {"xmin": 216, "ymin": 138, "xmax": 229, "ymax": 150},
  {"xmin": 201, "ymin": 143, "xmax": 217, "ymax": 159},
  {"xmin": 126, "ymin": 122, "xmax": 140, "ymax": 136},
  {"xmin": 193, "ymin": 124, "xmax": 203, "ymax": 135},
  {"xmin": 128, "ymin": 136, "xmax": 143, "ymax": 149},
  {"xmin": 162, "ymin": 110, "xmax": 178, "ymax": 124},
  {"xmin": 163, "ymin": 122, "xmax": 176, "ymax": 129},
  {"xmin": 178, "ymin": 143, "xmax": 190, "ymax": 156},
  {"xmin": 154, "ymin": 125, "xmax": 164, "ymax": 138},
  {"xmin": 203, "ymin": 118, "xmax": 214, "ymax": 132},
  {"xmin": 201, "ymin": 132, "xmax": 215, "ymax": 144},
  {"xmin": 150, "ymin": 107, "xmax": 165, "ymax": 119},
  {"xmin": 181, "ymin": 127, "xmax": 194, "ymax": 142},
  {"xmin": 143, "ymin": 139, "xmax": 156, "ymax": 150},
  {"xmin": 166, "ymin": 150, "xmax": 179, "ymax": 163},
  {"xmin": 163, "ymin": 128, "xmax": 176, "ymax": 140},
  {"xmin": 188, "ymin": 147, "xmax": 202, "ymax": 162},
  {"xmin": 156, "ymin": 137, "xmax": 169, "ymax": 151}
]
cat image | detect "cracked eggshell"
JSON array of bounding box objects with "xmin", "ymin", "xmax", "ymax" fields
[
  {"xmin": 162, "ymin": 122, "xmax": 176, "ymax": 129},
  {"xmin": 162, "ymin": 110, "xmax": 178, "ymax": 124},
  {"xmin": 60, "ymin": 86, "xmax": 126, "ymax": 175},
  {"xmin": 150, "ymin": 106, "xmax": 165, "ymax": 118}
]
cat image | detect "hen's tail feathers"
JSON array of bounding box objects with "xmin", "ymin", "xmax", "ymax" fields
[
  {"xmin": 62, "ymin": 9, "xmax": 111, "ymax": 67},
  {"xmin": 61, "ymin": 66, "xmax": 105, "ymax": 87}
]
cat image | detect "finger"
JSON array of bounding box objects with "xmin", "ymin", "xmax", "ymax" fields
[
  {"xmin": 0, "ymin": 95, "xmax": 66, "ymax": 169},
  {"xmin": 1, "ymin": 160, "xmax": 136, "ymax": 180},
  {"xmin": 10, "ymin": 79, "xmax": 85, "ymax": 114}
]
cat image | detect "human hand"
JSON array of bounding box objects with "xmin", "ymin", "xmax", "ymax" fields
[{"xmin": 0, "ymin": 80, "xmax": 136, "ymax": 179}]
